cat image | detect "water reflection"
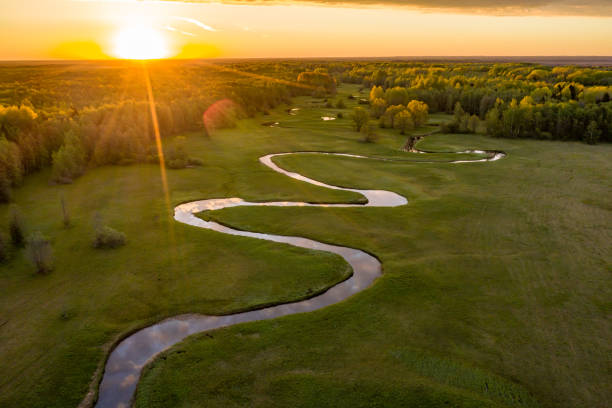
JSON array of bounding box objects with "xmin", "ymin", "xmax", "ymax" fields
[{"xmin": 94, "ymin": 150, "xmax": 503, "ymax": 408}]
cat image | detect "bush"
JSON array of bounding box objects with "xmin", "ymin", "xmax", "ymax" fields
[
  {"xmin": 93, "ymin": 225, "xmax": 126, "ymax": 249},
  {"xmin": 26, "ymin": 232, "xmax": 53, "ymax": 274},
  {"xmin": 165, "ymin": 137, "xmax": 203, "ymax": 169},
  {"xmin": 337, "ymin": 112, "xmax": 344, "ymax": 119},
  {"xmin": 352, "ymin": 107, "xmax": 370, "ymax": 131},
  {"xmin": 361, "ymin": 124, "xmax": 380, "ymax": 143},
  {"xmin": 9, "ymin": 204, "xmax": 25, "ymax": 248},
  {"xmin": 336, "ymin": 99, "xmax": 346, "ymax": 109},
  {"xmin": 187, "ymin": 157, "xmax": 204, "ymax": 166}
]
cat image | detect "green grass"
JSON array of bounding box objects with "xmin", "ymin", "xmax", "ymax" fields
[{"xmin": 1, "ymin": 84, "xmax": 611, "ymax": 408}]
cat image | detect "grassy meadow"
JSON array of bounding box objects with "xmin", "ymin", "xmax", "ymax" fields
[{"xmin": 0, "ymin": 84, "xmax": 610, "ymax": 408}]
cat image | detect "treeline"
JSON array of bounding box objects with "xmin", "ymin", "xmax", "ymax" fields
[
  {"xmin": 0, "ymin": 61, "xmax": 334, "ymax": 201},
  {"xmin": 329, "ymin": 61, "xmax": 611, "ymax": 143},
  {"xmin": 483, "ymin": 98, "xmax": 611, "ymax": 143}
]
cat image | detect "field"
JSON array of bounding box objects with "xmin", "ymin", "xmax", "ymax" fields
[{"xmin": 0, "ymin": 84, "xmax": 611, "ymax": 408}]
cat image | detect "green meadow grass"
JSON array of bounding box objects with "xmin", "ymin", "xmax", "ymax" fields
[{"xmin": 1, "ymin": 84, "xmax": 610, "ymax": 408}]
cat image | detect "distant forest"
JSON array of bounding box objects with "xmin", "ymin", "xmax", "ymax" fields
[
  {"xmin": 350, "ymin": 63, "xmax": 612, "ymax": 144},
  {"xmin": 0, "ymin": 60, "xmax": 611, "ymax": 201}
]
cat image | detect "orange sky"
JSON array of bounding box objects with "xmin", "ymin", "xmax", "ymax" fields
[{"xmin": 1, "ymin": 0, "xmax": 611, "ymax": 60}]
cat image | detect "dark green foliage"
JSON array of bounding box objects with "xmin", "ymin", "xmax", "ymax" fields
[
  {"xmin": 336, "ymin": 99, "xmax": 346, "ymax": 109},
  {"xmin": 351, "ymin": 107, "xmax": 369, "ymax": 131},
  {"xmin": 442, "ymin": 102, "xmax": 479, "ymax": 134},
  {"xmin": 585, "ymin": 121, "xmax": 601, "ymax": 145},
  {"xmin": 25, "ymin": 232, "xmax": 53, "ymax": 274},
  {"xmin": 360, "ymin": 124, "xmax": 379, "ymax": 143},
  {"xmin": 0, "ymin": 61, "xmax": 312, "ymax": 184},
  {"xmin": 8, "ymin": 204, "xmax": 25, "ymax": 247},
  {"xmin": 297, "ymin": 71, "xmax": 337, "ymax": 95},
  {"xmin": 338, "ymin": 63, "xmax": 612, "ymax": 143},
  {"xmin": 0, "ymin": 233, "xmax": 8, "ymax": 263},
  {"xmin": 165, "ymin": 137, "xmax": 203, "ymax": 169},
  {"xmin": 0, "ymin": 137, "xmax": 23, "ymax": 190},
  {"xmin": 51, "ymin": 130, "xmax": 85, "ymax": 183},
  {"xmin": 93, "ymin": 226, "xmax": 126, "ymax": 249},
  {"xmin": 0, "ymin": 82, "xmax": 610, "ymax": 408},
  {"xmin": 0, "ymin": 171, "xmax": 11, "ymax": 203}
]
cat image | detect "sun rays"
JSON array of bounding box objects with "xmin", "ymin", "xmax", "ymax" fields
[{"xmin": 112, "ymin": 24, "xmax": 170, "ymax": 60}]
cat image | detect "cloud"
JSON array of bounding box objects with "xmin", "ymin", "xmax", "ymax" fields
[
  {"xmin": 154, "ymin": 0, "xmax": 612, "ymax": 17},
  {"xmin": 171, "ymin": 16, "xmax": 216, "ymax": 32},
  {"xmin": 165, "ymin": 25, "xmax": 196, "ymax": 36}
]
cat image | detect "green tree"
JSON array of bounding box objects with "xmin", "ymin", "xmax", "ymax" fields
[
  {"xmin": 585, "ymin": 121, "xmax": 601, "ymax": 144},
  {"xmin": 360, "ymin": 124, "xmax": 379, "ymax": 143},
  {"xmin": 380, "ymin": 105, "xmax": 404, "ymax": 128},
  {"xmin": 351, "ymin": 107, "xmax": 369, "ymax": 131},
  {"xmin": 531, "ymin": 87, "xmax": 552, "ymax": 103},
  {"xmin": 0, "ymin": 138, "xmax": 23, "ymax": 188},
  {"xmin": 369, "ymin": 85, "xmax": 384, "ymax": 101},
  {"xmin": 371, "ymin": 98, "xmax": 387, "ymax": 118},
  {"xmin": 51, "ymin": 130, "xmax": 86, "ymax": 183},
  {"xmin": 394, "ymin": 110, "xmax": 415, "ymax": 134},
  {"xmin": 385, "ymin": 87, "xmax": 409, "ymax": 106},
  {"xmin": 406, "ymin": 100, "xmax": 429, "ymax": 127}
]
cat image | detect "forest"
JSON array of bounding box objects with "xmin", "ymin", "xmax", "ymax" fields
[
  {"xmin": 0, "ymin": 61, "xmax": 333, "ymax": 201},
  {"xmin": 1, "ymin": 60, "xmax": 611, "ymax": 202},
  {"xmin": 349, "ymin": 63, "xmax": 612, "ymax": 143}
]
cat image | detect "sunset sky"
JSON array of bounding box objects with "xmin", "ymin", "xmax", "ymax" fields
[{"xmin": 1, "ymin": 0, "xmax": 612, "ymax": 60}]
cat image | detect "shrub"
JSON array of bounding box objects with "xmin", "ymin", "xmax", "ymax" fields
[
  {"xmin": 336, "ymin": 99, "xmax": 346, "ymax": 109},
  {"xmin": 26, "ymin": 232, "xmax": 53, "ymax": 274},
  {"xmin": 325, "ymin": 101, "xmax": 334, "ymax": 108},
  {"xmin": 351, "ymin": 107, "xmax": 370, "ymax": 131},
  {"xmin": 361, "ymin": 124, "xmax": 379, "ymax": 143},
  {"xmin": 187, "ymin": 157, "xmax": 204, "ymax": 166},
  {"xmin": 93, "ymin": 226, "xmax": 126, "ymax": 249},
  {"xmin": 9, "ymin": 204, "xmax": 25, "ymax": 248},
  {"xmin": 165, "ymin": 137, "xmax": 201, "ymax": 169},
  {"xmin": 337, "ymin": 112, "xmax": 344, "ymax": 119}
]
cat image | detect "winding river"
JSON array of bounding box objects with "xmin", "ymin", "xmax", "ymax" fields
[{"xmin": 93, "ymin": 147, "xmax": 505, "ymax": 408}]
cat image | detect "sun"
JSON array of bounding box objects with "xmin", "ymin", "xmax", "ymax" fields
[{"xmin": 112, "ymin": 24, "xmax": 169, "ymax": 60}]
